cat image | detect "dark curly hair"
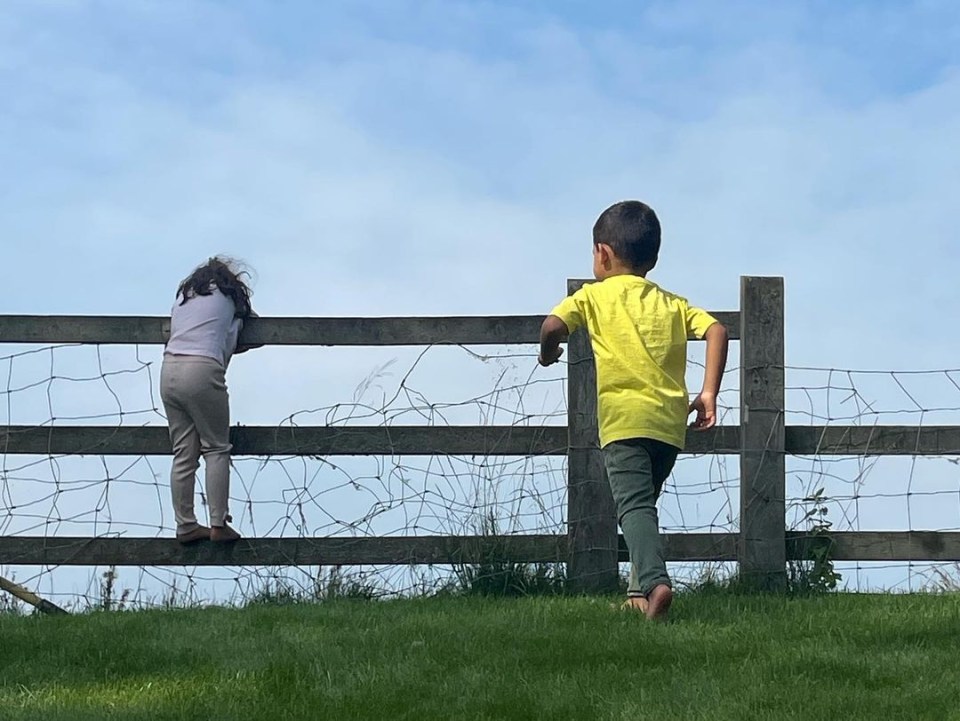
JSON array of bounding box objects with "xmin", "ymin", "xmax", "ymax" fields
[{"xmin": 177, "ymin": 257, "xmax": 254, "ymax": 319}]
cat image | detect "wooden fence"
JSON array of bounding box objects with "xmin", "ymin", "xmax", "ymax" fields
[{"xmin": 1, "ymin": 275, "xmax": 959, "ymax": 592}]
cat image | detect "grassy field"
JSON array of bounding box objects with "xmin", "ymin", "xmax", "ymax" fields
[{"xmin": 2, "ymin": 593, "xmax": 960, "ymax": 720}]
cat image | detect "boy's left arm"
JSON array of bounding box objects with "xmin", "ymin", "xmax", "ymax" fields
[{"xmin": 689, "ymin": 321, "xmax": 729, "ymax": 430}]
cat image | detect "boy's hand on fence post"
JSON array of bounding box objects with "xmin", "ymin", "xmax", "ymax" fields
[
  {"xmin": 688, "ymin": 392, "xmax": 717, "ymax": 431},
  {"xmin": 539, "ymin": 315, "xmax": 569, "ymax": 368},
  {"xmin": 538, "ymin": 346, "xmax": 564, "ymax": 367}
]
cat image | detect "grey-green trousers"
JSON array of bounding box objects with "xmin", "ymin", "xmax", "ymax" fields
[{"xmin": 602, "ymin": 437, "xmax": 679, "ymax": 597}]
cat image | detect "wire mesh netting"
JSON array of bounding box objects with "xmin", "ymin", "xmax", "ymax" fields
[{"xmin": 1, "ymin": 339, "xmax": 959, "ymax": 611}]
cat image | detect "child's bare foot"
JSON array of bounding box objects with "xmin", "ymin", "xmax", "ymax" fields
[
  {"xmin": 619, "ymin": 596, "xmax": 649, "ymax": 614},
  {"xmin": 645, "ymin": 584, "xmax": 673, "ymax": 622},
  {"xmin": 176, "ymin": 525, "xmax": 210, "ymax": 545},
  {"xmin": 210, "ymin": 523, "xmax": 241, "ymax": 543}
]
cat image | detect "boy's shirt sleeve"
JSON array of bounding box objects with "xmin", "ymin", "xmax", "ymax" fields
[
  {"xmin": 684, "ymin": 302, "xmax": 718, "ymax": 339},
  {"xmin": 549, "ymin": 289, "xmax": 586, "ymax": 334}
]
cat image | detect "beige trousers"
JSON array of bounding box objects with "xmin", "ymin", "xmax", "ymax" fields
[{"xmin": 160, "ymin": 355, "xmax": 232, "ymax": 532}]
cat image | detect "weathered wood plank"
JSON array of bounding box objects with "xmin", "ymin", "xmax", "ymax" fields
[
  {"xmin": 786, "ymin": 426, "xmax": 960, "ymax": 456},
  {"xmin": 4, "ymin": 531, "xmax": 954, "ymax": 567},
  {"xmin": 620, "ymin": 533, "xmax": 738, "ymax": 562},
  {"xmin": 0, "ymin": 312, "xmax": 740, "ymax": 346},
  {"xmin": 0, "ymin": 316, "xmax": 171, "ymax": 345},
  {"xmin": 0, "ymin": 424, "xmax": 738, "ymax": 458},
  {"xmin": 0, "ymin": 315, "xmax": 544, "ymax": 346},
  {"xmin": 786, "ymin": 531, "xmax": 960, "ymax": 562},
  {"xmin": 12, "ymin": 424, "xmax": 958, "ymax": 457},
  {"xmin": 0, "ymin": 574, "xmax": 69, "ymax": 615},
  {"xmin": 687, "ymin": 425, "xmax": 740, "ymax": 454},
  {"xmin": 739, "ymin": 276, "xmax": 787, "ymax": 590},
  {"xmin": 0, "ymin": 533, "xmax": 737, "ymax": 566},
  {"xmin": 566, "ymin": 279, "xmax": 619, "ymax": 594},
  {"xmin": 241, "ymin": 316, "xmax": 547, "ymax": 346},
  {"xmin": 0, "ymin": 535, "xmax": 568, "ymax": 566},
  {"xmin": 0, "ymin": 425, "xmax": 570, "ymax": 456}
]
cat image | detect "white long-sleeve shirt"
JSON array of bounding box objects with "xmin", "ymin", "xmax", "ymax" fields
[{"xmin": 164, "ymin": 287, "xmax": 243, "ymax": 368}]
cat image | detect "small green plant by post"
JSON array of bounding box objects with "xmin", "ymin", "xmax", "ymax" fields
[
  {"xmin": 97, "ymin": 566, "xmax": 132, "ymax": 611},
  {"xmin": 789, "ymin": 487, "xmax": 842, "ymax": 594}
]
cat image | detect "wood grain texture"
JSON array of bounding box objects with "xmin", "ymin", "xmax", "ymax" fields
[
  {"xmin": 6, "ymin": 532, "xmax": 953, "ymax": 566},
  {"xmin": 785, "ymin": 426, "xmax": 960, "ymax": 456},
  {"xmin": 565, "ymin": 280, "xmax": 619, "ymax": 594},
  {"xmin": 11, "ymin": 424, "xmax": 953, "ymax": 457},
  {"xmin": 0, "ymin": 533, "xmax": 740, "ymax": 566},
  {"xmin": 0, "ymin": 312, "xmax": 739, "ymax": 346},
  {"xmin": 739, "ymin": 276, "xmax": 787, "ymax": 589},
  {"xmin": 0, "ymin": 425, "xmax": 570, "ymax": 456},
  {"xmin": 786, "ymin": 531, "xmax": 960, "ymax": 562}
]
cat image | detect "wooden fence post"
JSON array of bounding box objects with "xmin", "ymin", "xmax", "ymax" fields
[
  {"xmin": 566, "ymin": 279, "xmax": 619, "ymax": 594},
  {"xmin": 739, "ymin": 276, "xmax": 787, "ymax": 589}
]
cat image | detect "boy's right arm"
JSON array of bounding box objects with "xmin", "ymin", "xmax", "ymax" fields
[
  {"xmin": 538, "ymin": 315, "xmax": 569, "ymax": 366},
  {"xmin": 539, "ymin": 290, "xmax": 584, "ymax": 367},
  {"xmin": 689, "ymin": 322, "xmax": 729, "ymax": 430}
]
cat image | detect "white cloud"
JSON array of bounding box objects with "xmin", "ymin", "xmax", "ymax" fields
[{"xmin": 2, "ymin": 1, "xmax": 958, "ymax": 368}]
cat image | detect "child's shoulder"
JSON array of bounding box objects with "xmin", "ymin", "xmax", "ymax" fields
[
  {"xmin": 649, "ymin": 281, "xmax": 691, "ymax": 306},
  {"xmin": 583, "ymin": 275, "xmax": 692, "ymax": 305}
]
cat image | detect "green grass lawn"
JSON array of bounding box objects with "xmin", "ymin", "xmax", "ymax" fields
[{"xmin": 2, "ymin": 593, "xmax": 960, "ymax": 720}]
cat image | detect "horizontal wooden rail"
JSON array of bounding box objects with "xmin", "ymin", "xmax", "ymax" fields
[
  {"xmin": 2, "ymin": 531, "xmax": 956, "ymax": 566},
  {"xmin": 3, "ymin": 424, "xmax": 958, "ymax": 456},
  {"xmin": 0, "ymin": 425, "xmax": 741, "ymax": 456},
  {"xmin": 0, "ymin": 312, "xmax": 741, "ymax": 346},
  {"xmin": 785, "ymin": 426, "xmax": 960, "ymax": 455},
  {"xmin": 0, "ymin": 535, "xmax": 567, "ymax": 566},
  {"xmin": 626, "ymin": 532, "xmax": 960, "ymax": 562},
  {"xmin": 0, "ymin": 534, "xmax": 732, "ymax": 566},
  {"xmin": 786, "ymin": 531, "xmax": 960, "ymax": 562}
]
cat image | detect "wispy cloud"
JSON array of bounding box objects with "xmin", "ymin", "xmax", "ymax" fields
[{"xmin": 1, "ymin": 0, "xmax": 958, "ymax": 371}]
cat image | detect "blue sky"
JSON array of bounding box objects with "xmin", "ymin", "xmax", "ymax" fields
[
  {"xmin": 2, "ymin": 1, "xmax": 960, "ymax": 597},
  {"xmin": 3, "ymin": 0, "xmax": 959, "ymax": 367}
]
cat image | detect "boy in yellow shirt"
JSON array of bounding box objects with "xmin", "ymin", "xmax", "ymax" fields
[{"xmin": 539, "ymin": 200, "xmax": 729, "ymax": 621}]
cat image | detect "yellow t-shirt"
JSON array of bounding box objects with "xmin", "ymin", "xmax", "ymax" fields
[{"xmin": 550, "ymin": 274, "xmax": 718, "ymax": 450}]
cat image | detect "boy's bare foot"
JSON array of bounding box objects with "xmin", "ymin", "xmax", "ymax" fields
[
  {"xmin": 210, "ymin": 523, "xmax": 241, "ymax": 543},
  {"xmin": 176, "ymin": 526, "xmax": 210, "ymax": 545},
  {"xmin": 645, "ymin": 584, "xmax": 673, "ymax": 622},
  {"xmin": 619, "ymin": 597, "xmax": 649, "ymax": 614}
]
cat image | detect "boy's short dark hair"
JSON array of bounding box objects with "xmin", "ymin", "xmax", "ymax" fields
[{"xmin": 593, "ymin": 201, "xmax": 661, "ymax": 270}]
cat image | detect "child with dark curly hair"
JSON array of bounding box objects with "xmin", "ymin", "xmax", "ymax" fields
[{"xmin": 161, "ymin": 257, "xmax": 259, "ymax": 544}]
